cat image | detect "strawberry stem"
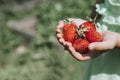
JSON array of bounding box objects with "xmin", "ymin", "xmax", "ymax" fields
[
  {"xmin": 93, "ymin": 13, "xmax": 98, "ymax": 23},
  {"xmin": 86, "ymin": 17, "xmax": 92, "ymax": 22},
  {"xmin": 64, "ymin": 18, "xmax": 69, "ymax": 23},
  {"xmin": 86, "ymin": 13, "xmax": 98, "ymax": 23},
  {"xmin": 64, "ymin": 18, "xmax": 73, "ymax": 24}
]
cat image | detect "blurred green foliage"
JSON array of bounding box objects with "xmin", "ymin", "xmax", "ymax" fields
[
  {"xmin": 0, "ymin": 0, "xmax": 95, "ymax": 80},
  {"xmin": 0, "ymin": 0, "xmax": 24, "ymax": 4}
]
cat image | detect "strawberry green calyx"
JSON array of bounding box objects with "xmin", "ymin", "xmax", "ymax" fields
[
  {"xmin": 77, "ymin": 25, "xmax": 88, "ymax": 38},
  {"xmin": 64, "ymin": 18, "xmax": 73, "ymax": 24},
  {"xmin": 64, "ymin": 18, "xmax": 70, "ymax": 23}
]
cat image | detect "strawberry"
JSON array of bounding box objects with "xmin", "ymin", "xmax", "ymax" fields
[
  {"xmin": 72, "ymin": 38, "xmax": 89, "ymax": 54},
  {"xmin": 85, "ymin": 31, "xmax": 103, "ymax": 43},
  {"xmin": 77, "ymin": 14, "xmax": 99, "ymax": 37},
  {"xmin": 81, "ymin": 21, "xmax": 96, "ymax": 32},
  {"xmin": 77, "ymin": 21, "xmax": 97, "ymax": 39},
  {"xmin": 63, "ymin": 20, "xmax": 77, "ymax": 43},
  {"xmin": 77, "ymin": 17, "xmax": 103, "ymax": 43},
  {"xmin": 81, "ymin": 14, "xmax": 98, "ymax": 33}
]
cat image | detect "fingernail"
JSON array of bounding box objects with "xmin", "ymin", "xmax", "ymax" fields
[
  {"xmin": 57, "ymin": 34, "xmax": 63, "ymax": 38},
  {"xmin": 59, "ymin": 38, "xmax": 64, "ymax": 43},
  {"xmin": 56, "ymin": 29, "xmax": 61, "ymax": 33}
]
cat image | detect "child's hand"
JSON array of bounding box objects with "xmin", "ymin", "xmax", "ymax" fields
[{"xmin": 56, "ymin": 18, "xmax": 118, "ymax": 61}]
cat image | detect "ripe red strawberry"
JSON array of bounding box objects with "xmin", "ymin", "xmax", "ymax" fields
[
  {"xmin": 85, "ymin": 31, "xmax": 103, "ymax": 43},
  {"xmin": 77, "ymin": 21, "xmax": 97, "ymax": 38},
  {"xmin": 63, "ymin": 22, "xmax": 77, "ymax": 43},
  {"xmin": 77, "ymin": 21, "xmax": 103, "ymax": 43},
  {"xmin": 72, "ymin": 38, "xmax": 89, "ymax": 54},
  {"xmin": 80, "ymin": 15, "xmax": 98, "ymax": 33},
  {"xmin": 81, "ymin": 21, "xmax": 96, "ymax": 32}
]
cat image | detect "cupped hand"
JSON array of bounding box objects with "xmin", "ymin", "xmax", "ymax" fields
[{"xmin": 56, "ymin": 18, "xmax": 118, "ymax": 61}]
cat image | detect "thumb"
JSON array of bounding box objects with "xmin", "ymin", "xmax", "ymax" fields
[{"xmin": 89, "ymin": 41, "xmax": 116, "ymax": 51}]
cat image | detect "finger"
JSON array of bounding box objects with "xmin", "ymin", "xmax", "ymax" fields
[
  {"xmin": 89, "ymin": 40, "xmax": 116, "ymax": 51},
  {"xmin": 56, "ymin": 21, "xmax": 64, "ymax": 34},
  {"xmin": 68, "ymin": 46, "xmax": 91, "ymax": 61},
  {"xmin": 58, "ymin": 38, "xmax": 72, "ymax": 47},
  {"xmin": 57, "ymin": 21, "xmax": 65, "ymax": 29},
  {"xmin": 56, "ymin": 33, "xmax": 63, "ymax": 39},
  {"xmin": 66, "ymin": 42, "xmax": 72, "ymax": 47},
  {"xmin": 68, "ymin": 46, "xmax": 83, "ymax": 61},
  {"xmin": 56, "ymin": 28, "xmax": 62, "ymax": 33},
  {"xmin": 74, "ymin": 19, "xmax": 86, "ymax": 27},
  {"xmin": 66, "ymin": 18, "xmax": 87, "ymax": 27},
  {"xmin": 58, "ymin": 38, "xmax": 67, "ymax": 46}
]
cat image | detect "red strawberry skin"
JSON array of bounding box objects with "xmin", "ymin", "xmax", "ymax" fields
[
  {"xmin": 63, "ymin": 23, "xmax": 76, "ymax": 31},
  {"xmin": 63, "ymin": 23, "xmax": 77, "ymax": 43},
  {"xmin": 86, "ymin": 31, "xmax": 103, "ymax": 43},
  {"xmin": 72, "ymin": 38, "xmax": 89, "ymax": 54},
  {"xmin": 82, "ymin": 21, "xmax": 96, "ymax": 32}
]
